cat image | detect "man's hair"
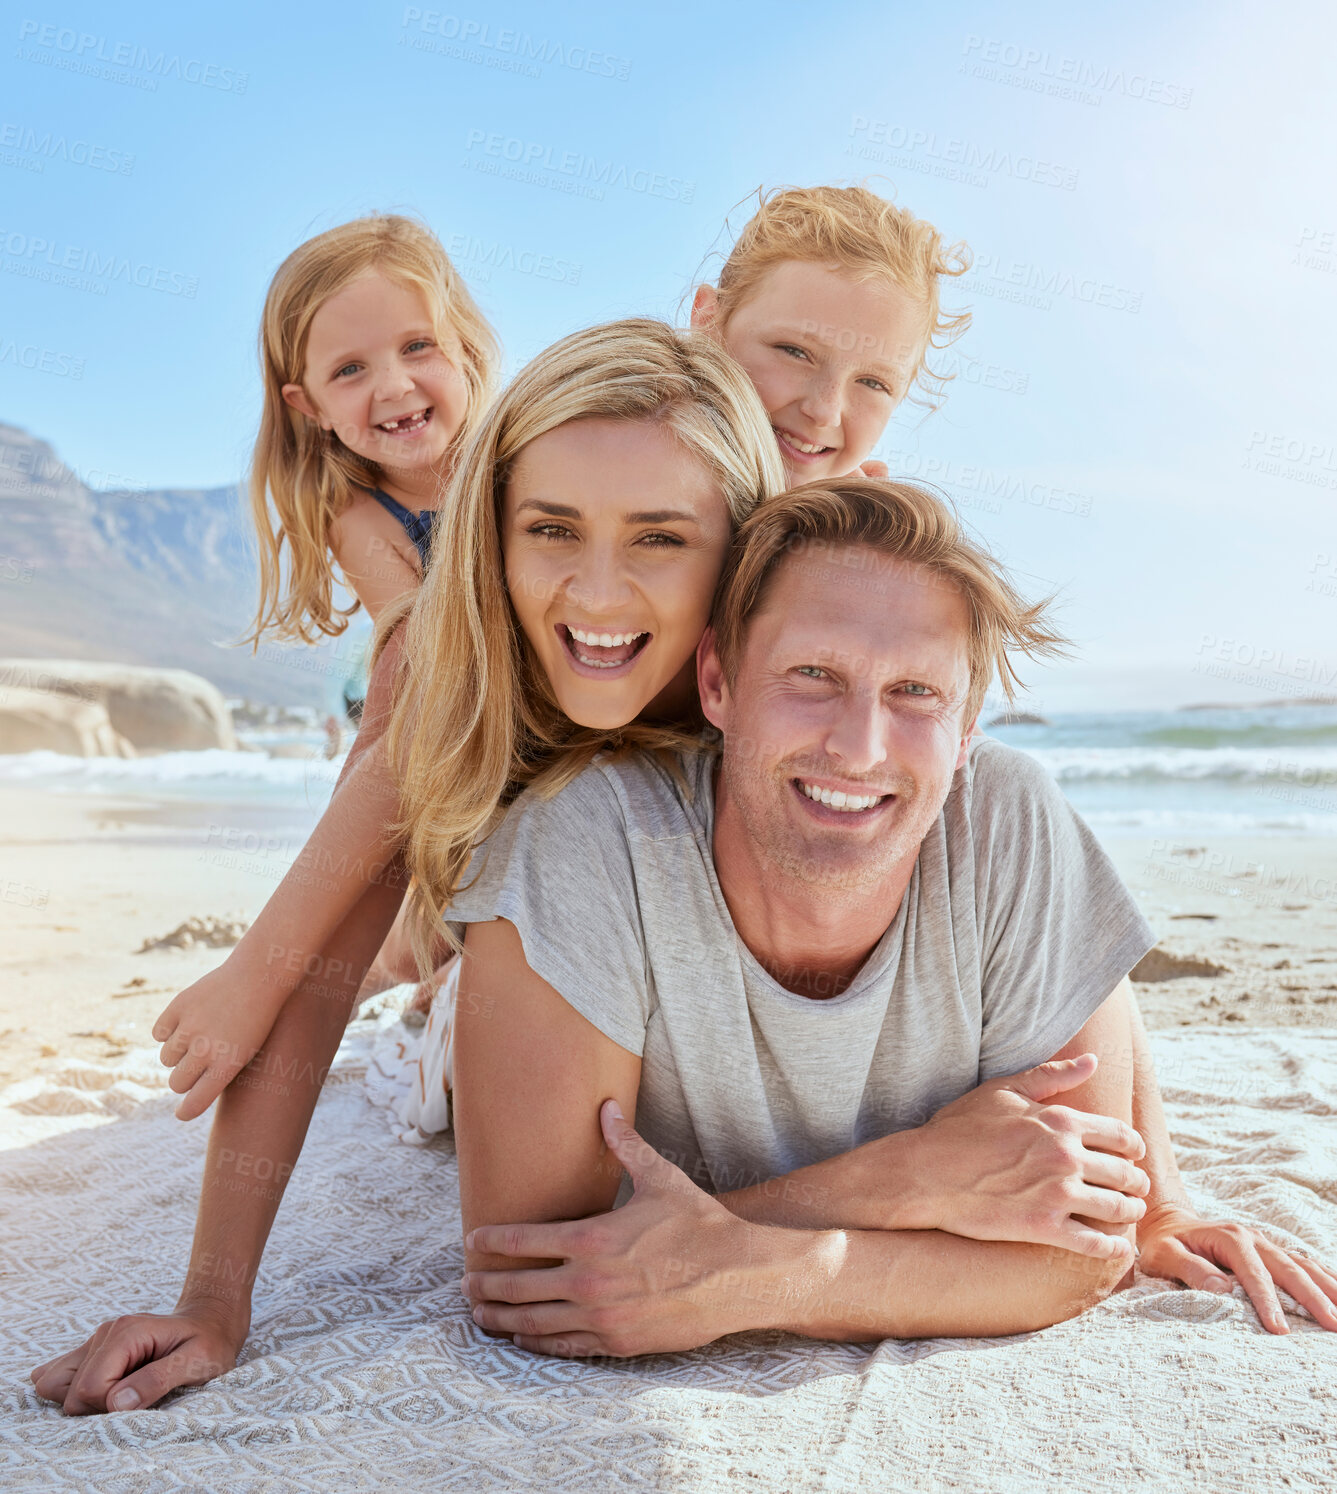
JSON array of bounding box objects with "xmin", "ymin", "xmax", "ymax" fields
[{"xmin": 710, "ymin": 476, "xmax": 1070, "ymax": 724}]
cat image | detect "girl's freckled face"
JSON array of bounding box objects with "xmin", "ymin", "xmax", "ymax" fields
[
  {"xmin": 285, "ymin": 270, "xmax": 471, "ymax": 481},
  {"xmin": 502, "ymin": 417, "xmax": 733, "ymax": 730},
  {"xmin": 700, "ymin": 261, "xmax": 925, "ymax": 484}
]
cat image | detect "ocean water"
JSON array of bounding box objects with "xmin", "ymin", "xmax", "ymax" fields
[{"xmin": 1, "ymin": 706, "xmax": 1334, "ymax": 839}]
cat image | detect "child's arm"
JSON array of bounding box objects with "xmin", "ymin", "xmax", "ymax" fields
[
  {"xmin": 152, "ymin": 737, "xmax": 407, "ymax": 1118},
  {"xmin": 329, "ymin": 500, "xmax": 422, "ymax": 622},
  {"xmin": 153, "ymin": 628, "xmax": 411, "ymax": 1120}
]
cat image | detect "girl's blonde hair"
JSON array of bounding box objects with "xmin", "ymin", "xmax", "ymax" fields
[
  {"xmin": 701, "ymin": 183, "xmax": 972, "ymax": 408},
  {"xmin": 246, "ymin": 213, "xmax": 500, "ymax": 646},
  {"xmin": 386, "ymin": 317, "xmax": 786, "ymax": 968}
]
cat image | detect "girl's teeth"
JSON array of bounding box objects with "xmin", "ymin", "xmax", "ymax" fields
[
  {"xmin": 778, "ymin": 429, "xmax": 826, "ymax": 456},
  {"xmin": 379, "ymin": 409, "xmax": 429, "ymax": 432},
  {"xmin": 799, "ymin": 781, "xmax": 883, "ymax": 812}
]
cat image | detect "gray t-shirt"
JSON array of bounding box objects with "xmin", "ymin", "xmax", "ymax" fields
[{"xmin": 447, "ymin": 738, "xmax": 1155, "ymax": 1195}]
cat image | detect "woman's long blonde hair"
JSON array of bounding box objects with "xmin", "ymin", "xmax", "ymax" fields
[
  {"xmin": 246, "ymin": 213, "xmax": 500, "ymax": 646},
  {"xmin": 698, "ymin": 183, "xmax": 972, "ymax": 409},
  {"xmin": 386, "ymin": 317, "xmax": 786, "ymax": 967}
]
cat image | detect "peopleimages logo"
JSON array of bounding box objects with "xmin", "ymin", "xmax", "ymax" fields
[
  {"xmin": 960, "ymin": 35, "xmax": 1193, "ymax": 109},
  {"xmin": 16, "ymin": 19, "xmax": 249, "ymax": 93},
  {"xmin": 0, "ymin": 229, "xmax": 198, "ymax": 296},
  {"xmin": 0, "ymin": 122, "xmax": 134, "ymax": 175},
  {"xmin": 848, "ymin": 116, "xmax": 1079, "ymax": 191},
  {"xmin": 463, "ymin": 130, "xmax": 694, "ymax": 203}
]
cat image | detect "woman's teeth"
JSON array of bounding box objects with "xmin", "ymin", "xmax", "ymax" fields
[
  {"xmin": 798, "ymin": 780, "xmax": 885, "ymax": 812},
  {"xmin": 564, "ymin": 625, "xmax": 649, "ymax": 669},
  {"xmin": 377, "ymin": 408, "xmax": 431, "ymax": 433},
  {"xmin": 568, "ymin": 627, "xmax": 646, "ymax": 648}
]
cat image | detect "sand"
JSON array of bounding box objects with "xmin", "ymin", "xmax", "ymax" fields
[{"xmin": 1, "ymin": 785, "xmax": 1334, "ymax": 1090}]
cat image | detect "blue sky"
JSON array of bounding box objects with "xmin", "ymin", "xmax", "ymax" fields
[{"xmin": 2, "ymin": 0, "xmax": 1334, "ymax": 709}]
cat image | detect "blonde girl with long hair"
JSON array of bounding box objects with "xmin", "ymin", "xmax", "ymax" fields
[
  {"xmin": 249, "ymin": 212, "xmax": 499, "ymax": 644},
  {"xmin": 154, "ymin": 183, "xmax": 971, "ymax": 1121}
]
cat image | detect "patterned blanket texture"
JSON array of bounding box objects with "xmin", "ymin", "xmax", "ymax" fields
[{"xmin": 2, "ymin": 1015, "xmax": 1335, "ymax": 1493}]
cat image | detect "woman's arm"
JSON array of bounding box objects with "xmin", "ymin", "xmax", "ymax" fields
[{"xmin": 454, "ymin": 918, "xmax": 641, "ymax": 1276}]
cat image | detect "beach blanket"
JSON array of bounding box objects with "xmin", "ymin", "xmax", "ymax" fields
[{"xmin": 2, "ymin": 1021, "xmax": 1335, "ymax": 1493}]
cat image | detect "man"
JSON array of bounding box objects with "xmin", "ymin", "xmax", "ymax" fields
[
  {"xmin": 32, "ymin": 481, "xmax": 1336, "ymax": 1413},
  {"xmin": 450, "ymin": 478, "xmax": 1337, "ymax": 1354}
]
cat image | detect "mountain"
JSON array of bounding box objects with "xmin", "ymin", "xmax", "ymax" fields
[{"xmin": 0, "ymin": 422, "xmax": 354, "ymax": 708}]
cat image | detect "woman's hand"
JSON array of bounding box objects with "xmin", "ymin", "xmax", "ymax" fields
[
  {"xmin": 29, "ymin": 1305, "xmax": 246, "ymax": 1414},
  {"xmin": 152, "ymin": 959, "xmax": 288, "ymax": 1120},
  {"xmin": 1137, "ymin": 1202, "xmax": 1337, "ymax": 1335}
]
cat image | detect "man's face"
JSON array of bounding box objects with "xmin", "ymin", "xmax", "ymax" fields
[{"xmin": 700, "ymin": 544, "xmax": 977, "ymax": 895}]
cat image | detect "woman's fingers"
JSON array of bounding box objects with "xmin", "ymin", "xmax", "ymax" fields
[
  {"xmin": 1140, "ymin": 1235, "xmax": 1233, "ymax": 1293},
  {"xmin": 1263, "ymin": 1247, "xmax": 1337, "ymax": 1332}
]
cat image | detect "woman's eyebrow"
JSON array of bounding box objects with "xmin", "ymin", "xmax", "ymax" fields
[
  {"xmin": 624, "ymin": 509, "xmax": 700, "ymax": 524},
  {"xmin": 513, "ymin": 500, "xmax": 701, "ymax": 525}
]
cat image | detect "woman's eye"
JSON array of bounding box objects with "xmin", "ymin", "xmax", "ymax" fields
[
  {"xmin": 529, "ymin": 523, "xmax": 573, "ymax": 540},
  {"xmin": 777, "ymin": 343, "xmax": 811, "ymax": 362},
  {"xmin": 406, "ymin": 339, "xmax": 434, "ymax": 353},
  {"xmin": 639, "ymin": 532, "xmax": 684, "ymax": 548},
  {"xmin": 796, "ymin": 665, "xmax": 827, "ymax": 679}
]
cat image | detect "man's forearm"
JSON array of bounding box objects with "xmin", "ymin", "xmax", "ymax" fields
[
  {"xmin": 747, "ymin": 1220, "xmax": 1131, "ymax": 1342},
  {"xmin": 716, "ymin": 1130, "xmax": 923, "ymax": 1231},
  {"xmin": 175, "ymin": 879, "xmax": 404, "ymax": 1328}
]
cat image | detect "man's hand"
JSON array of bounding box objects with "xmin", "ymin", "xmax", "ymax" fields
[
  {"xmin": 29, "ymin": 1308, "xmax": 244, "ymax": 1414},
  {"xmin": 463, "ymin": 1101, "xmax": 778, "ymax": 1357},
  {"xmin": 905, "ymin": 1052, "xmax": 1149, "ymax": 1260},
  {"xmin": 1137, "ymin": 1203, "xmax": 1337, "ymax": 1335}
]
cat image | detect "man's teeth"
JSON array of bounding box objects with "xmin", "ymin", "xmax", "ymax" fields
[
  {"xmin": 798, "ymin": 781, "xmax": 884, "ymax": 812},
  {"xmin": 378, "ymin": 409, "xmax": 430, "ymax": 432},
  {"xmin": 778, "ymin": 429, "xmax": 827, "ymax": 455},
  {"xmin": 568, "ymin": 627, "xmax": 647, "ymax": 648}
]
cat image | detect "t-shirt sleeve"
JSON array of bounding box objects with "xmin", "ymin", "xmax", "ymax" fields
[
  {"xmin": 445, "ymin": 765, "xmax": 652, "ymax": 1057},
  {"xmin": 970, "ymin": 741, "xmax": 1156, "ymax": 1079}
]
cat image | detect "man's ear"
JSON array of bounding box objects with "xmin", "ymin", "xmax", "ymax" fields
[
  {"xmin": 696, "ymin": 626, "xmax": 731, "ymax": 730},
  {"xmin": 281, "ymin": 382, "xmax": 324, "ymax": 424},
  {"xmin": 689, "ymin": 284, "xmax": 719, "ymax": 331},
  {"xmin": 955, "ymin": 711, "xmax": 981, "ymax": 770}
]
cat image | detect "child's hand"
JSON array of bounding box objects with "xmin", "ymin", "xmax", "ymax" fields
[
  {"xmin": 151, "ymin": 967, "xmax": 282, "ymax": 1121},
  {"xmin": 858, "ymin": 458, "xmax": 890, "ymax": 479}
]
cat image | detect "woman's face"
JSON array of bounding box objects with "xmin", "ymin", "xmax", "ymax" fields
[
  {"xmin": 281, "ymin": 269, "xmax": 470, "ymax": 486},
  {"xmin": 502, "ymin": 417, "xmax": 732, "ymax": 730},
  {"xmin": 694, "ymin": 260, "xmax": 922, "ymax": 484}
]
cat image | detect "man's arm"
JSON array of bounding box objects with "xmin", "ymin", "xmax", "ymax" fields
[{"xmin": 458, "ymin": 922, "xmax": 1136, "ymax": 1345}]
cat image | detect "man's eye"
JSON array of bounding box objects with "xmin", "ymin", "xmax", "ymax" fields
[
  {"xmin": 901, "ymin": 682, "xmax": 933, "ymax": 696},
  {"xmin": 796, "ymin": 666, "xmax": 827, "ymax": 679}
]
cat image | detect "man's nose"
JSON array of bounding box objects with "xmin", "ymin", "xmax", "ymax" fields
[{"xmin": 822, "ymin": 690, "xmax": 889, "ymax": 775}]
